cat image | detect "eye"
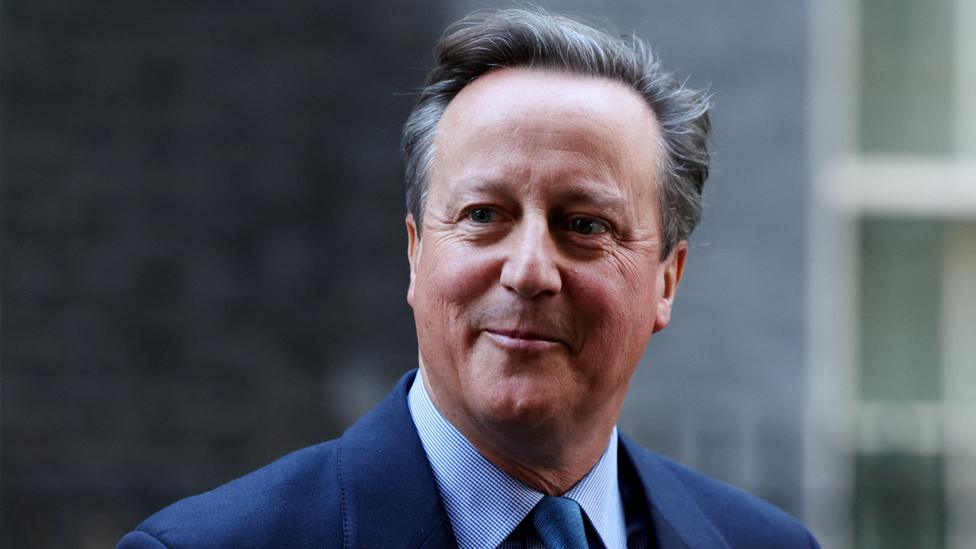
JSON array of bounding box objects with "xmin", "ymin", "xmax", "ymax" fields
[
  {"xmin": 465, "ymin": 207, "xmax": 495, "ymax": 223},
  {"xmin": 567, "ymin": 217, "xmax": 609, "ymax": 235}
]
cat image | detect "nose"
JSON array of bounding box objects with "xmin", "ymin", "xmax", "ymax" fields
[{"xmin": 499, "ymin": 218, "xmax": 563, "ymax": 298}]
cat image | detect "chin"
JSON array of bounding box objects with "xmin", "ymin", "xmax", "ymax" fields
[{"xmin": 476, "ymin": 380, "xmax": 562, "ymax": 432}]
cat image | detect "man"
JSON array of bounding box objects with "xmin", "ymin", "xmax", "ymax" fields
[{"xmin": 119, "ymin": 8, "xmax": 818, "ymax": 548}]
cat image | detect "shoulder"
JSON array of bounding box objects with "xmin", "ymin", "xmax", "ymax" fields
[
  {"xmin": 622, "ymin": 438, "xmax": 819, "ymax": 548},
  {"xmin": 118, "ymin": 440, "xmax": 344, "ymax": 549},
  {"xmin": 657, "ymin": 453, "xmax": 818, "ymax": 547},
  {"xmin": 116, "ymin": 371, "xmax": 431, "ymax": 549}
]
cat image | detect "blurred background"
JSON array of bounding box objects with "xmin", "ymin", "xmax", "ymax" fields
[{"xmin": 1, "ymin": 0, "xmax": 973, "ymax": 548}]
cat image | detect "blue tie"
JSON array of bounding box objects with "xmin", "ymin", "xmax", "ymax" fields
[{"xmin": 530, "ymin": 496, "xmax": 589, "ymax": 549}]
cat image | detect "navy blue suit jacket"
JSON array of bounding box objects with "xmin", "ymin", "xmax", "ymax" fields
[{"xmin": 118, "ymin": 371, "xmax": 818, "ymax": 548}]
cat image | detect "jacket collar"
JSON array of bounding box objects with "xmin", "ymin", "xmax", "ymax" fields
[
  {"xmin": 621, "ymin": 433, "xmax": 730, "ymax": 549},
  {"xmin": 337, "ymin": 370, "xmax": 457, "ymax": 548}
]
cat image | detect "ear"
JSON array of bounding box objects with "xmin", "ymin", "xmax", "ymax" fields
[
  {"xmin": 406, "ymin": 213, "xmax": 421, "ymax": 306},
  {"xmin": 652, "ymin": 241, "xmax": 688, "ymax": 333}
]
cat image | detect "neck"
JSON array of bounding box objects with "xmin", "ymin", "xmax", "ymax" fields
[{"xmin": 472, "ymin": 426, "xmax": 615, "ymax": 495}]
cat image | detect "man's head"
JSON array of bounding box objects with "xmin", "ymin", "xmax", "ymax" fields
[
  {"xmin": 401, "ymin": 8, "xmax": 711, "ymax": 482},
  {"xmin": 403, "ymin": 8, "xmax": 711, "ymax": 260}
]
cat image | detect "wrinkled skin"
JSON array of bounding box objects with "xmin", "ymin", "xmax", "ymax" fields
[{"xmin": 406, "ymin": 68, "xmax": 686, "ymax": 494}]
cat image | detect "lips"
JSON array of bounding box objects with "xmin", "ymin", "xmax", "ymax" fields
[
  {"xmin": 483, "ymin": 328, "xmax": 568, "ymax": 352},
  {"xmin": 486, "ymin": 329, "xmax": 561, "ymax": 342}
]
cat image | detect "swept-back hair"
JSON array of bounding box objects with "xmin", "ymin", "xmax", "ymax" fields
[{"xmin": 402, "ymin": 8, "xmax": 711, "ymax": 257}]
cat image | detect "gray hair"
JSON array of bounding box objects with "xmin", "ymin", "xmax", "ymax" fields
[{"xmin": 402, "ymin": 8, "xmax": 711, "ymax": 258}]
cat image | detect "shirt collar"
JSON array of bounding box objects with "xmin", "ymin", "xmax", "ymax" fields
[{"xmin": 408, "ymin": 370, "xmax": 627, "ymax": 549}]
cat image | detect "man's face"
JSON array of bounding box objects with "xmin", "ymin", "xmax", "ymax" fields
[{"xmin": 406, "ymin": 68, "xmax": 686, "ymax": 444}]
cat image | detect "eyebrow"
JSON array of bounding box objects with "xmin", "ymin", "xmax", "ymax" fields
[
  {"xmin": 556, "ymin": 185, "xmax": 628, "ymax": 214},
  {"xmin": 448, "ymin": 177, "xmax": 512, "ymax": 202}
]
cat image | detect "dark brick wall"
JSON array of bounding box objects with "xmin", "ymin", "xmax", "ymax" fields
[{"xmin": 2, "ymin": 2, "xmax": 447, "ymax": 546}]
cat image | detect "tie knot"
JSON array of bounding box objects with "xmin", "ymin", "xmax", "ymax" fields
[{"xmin": 531, "ymin": 496, "xmax": 588, "ymax": 549}]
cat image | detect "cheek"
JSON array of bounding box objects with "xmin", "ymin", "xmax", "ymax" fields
[
  {"xmin": 413, "ymin": 245, "xmax": 495, "ymax": 331},
  {"xmin": 571, "ymin": 266, "xmax": 659, "ymax": 365},
  {"xmin": 609, "ymin": 253, "xmax": 664, "ymax": 325}
]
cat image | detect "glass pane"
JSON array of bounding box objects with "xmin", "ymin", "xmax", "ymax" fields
[
  {"xmin": 942, "ymin": 223, "xmax": 976, "ymax": 402},
  {"xmin": 859, "ymin": 0, "xmax": 955, "ymax": 154},
  {"xmin": 859, "ymin": 217, "xmax": 943, "ymax": 400},
  {"xmin": 855, "ymin": 453, "xmax": 945, "ymax": 549}
]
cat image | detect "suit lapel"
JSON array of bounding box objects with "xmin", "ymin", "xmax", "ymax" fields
[
  {"xmin": 620, "ymin": 434, "xmax": 731, "ymax": 549},
  {"xmin": 337, "ymin": 371, "xmax": 457, "ymax": 548}
]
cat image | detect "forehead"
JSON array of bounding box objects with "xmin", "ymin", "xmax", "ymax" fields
[
  {"xmin": 431, "ymin": 68, "xmax": 661, "ymax": 199},
  {"xmin": 444, "ymin": 67, "xmax": 656, "ymax": 127}
]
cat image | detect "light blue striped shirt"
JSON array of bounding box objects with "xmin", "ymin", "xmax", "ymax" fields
[{"xmin": 407, "ymin": 370, "xmax": 627, "ymax": 549}]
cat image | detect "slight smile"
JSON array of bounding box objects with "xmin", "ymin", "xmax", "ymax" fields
[{"xmin": 483, "ymin": 329, "xmax": 567, "ymax": 352}]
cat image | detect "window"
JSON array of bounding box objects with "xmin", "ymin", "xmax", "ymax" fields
[{"xmin": 807, "ymin": 0, "xmax": 976, "ymax": 547}]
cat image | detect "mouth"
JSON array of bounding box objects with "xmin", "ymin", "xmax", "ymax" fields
[{"xmin": 483, "ymin": 328, "xmax": 567, "ymax": 352}]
